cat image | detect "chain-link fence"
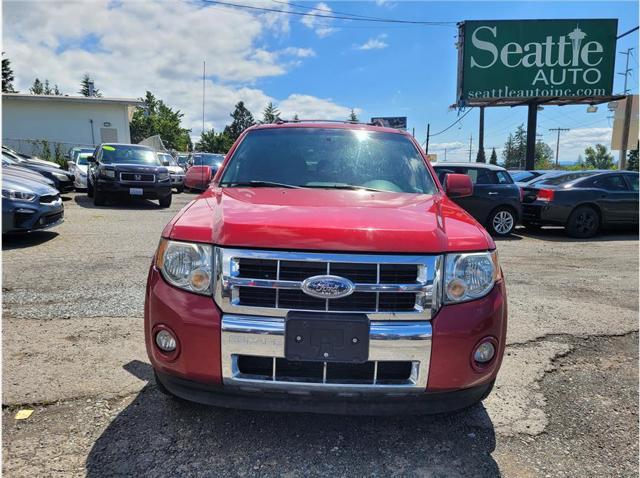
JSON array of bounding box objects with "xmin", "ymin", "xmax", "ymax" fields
[{"xmin": 3, "ymin": 138, "xmax": 95, "ymax": 168}]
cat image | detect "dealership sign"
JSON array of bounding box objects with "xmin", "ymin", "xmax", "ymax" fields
[{"xmin": 457, "ymin": 19, "xmax": 618, "ymax": 105}]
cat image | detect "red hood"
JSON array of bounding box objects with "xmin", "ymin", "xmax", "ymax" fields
[{"xmin": 164, "ymin": 187, "xmax": 494, "ymax": 253}]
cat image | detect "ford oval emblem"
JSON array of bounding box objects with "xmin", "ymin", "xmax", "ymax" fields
[{"xmin": 301, "ymin": 275, "xmax": 355, "ymax": 299}]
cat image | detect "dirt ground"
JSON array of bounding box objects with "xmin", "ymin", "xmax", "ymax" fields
[{"xmin": 2, "ymin": 192, "xmax": 638, "ymax": 477}]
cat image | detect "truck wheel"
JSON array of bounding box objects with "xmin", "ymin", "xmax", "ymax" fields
[
  {"xmin": 487, "ymin": 207, "xmax": 516, "ymax": 237},
  {"xmin": 159, "ymin": 194, "xmax": 172, "ymax": 208},
  {"xmin": 93, "ymin": 189, "xmax": 106, "ymax": 206},
  {"xmin": 87, "ymin": 179, "xmax": 94, "ymax": 198},
  {"xmin": 566, "ymin": 205, "xmax": 600, "ymax": 238}
]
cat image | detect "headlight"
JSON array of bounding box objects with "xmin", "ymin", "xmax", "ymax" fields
[
  {"xmin": 443, "ymin": 251, "xmax": 501, "ymax": 303},
  {"xmin": 155, "ymin": 239, "xmax": 213, "ymax": 295},
  {"xmin": 157, "ymin": 171, "xmax": 169, "ymax": 180},
  {"xmin": 99, "ymin": 169, "xmax": 115, "ymax": 179},
  {"xmin": 2, "ymin": 189, "xmax": 37, "ymax": 201},
  {"xmin": 52, "ymin": 171, "xmax": 69, "ymax": 180}
]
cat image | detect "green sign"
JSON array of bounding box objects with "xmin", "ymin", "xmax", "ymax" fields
[{"xmin": 457, "ymin": 19, "xmax": 618, "ymax": 105}]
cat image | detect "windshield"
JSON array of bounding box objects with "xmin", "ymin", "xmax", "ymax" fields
[
  {"xmin": 193, "ymin": 153, "xmax": 224, "ymax": 167},
  {"xmin": 510, "ymin": 171, "xmax": 534, "ymax": 182},
  {"xmin": 220, "ymin": 128, "xmax": 437, "ymax": 194},
  {"xmin": 535, "ymin": 172, "xmax": 597, "ymax": 186},
  {"xmin": 100, "ymin": 145, "xmax": 159, "ymax": 165},
  {"xmin": 76, "ymin": 153, "xmax": 91, "ymax": 165},
  {"xmin": 158, "ymin": 153, "xmax": 177, "ymax": 166}
]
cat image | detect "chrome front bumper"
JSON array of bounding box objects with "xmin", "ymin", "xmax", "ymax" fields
[{"xmin": 221, "ymin": 314, "xmax": 432, "ymax": 395}]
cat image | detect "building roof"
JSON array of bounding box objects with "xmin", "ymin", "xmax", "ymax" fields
[
  {"xmin": 432, "ymin": 162, "xmax": 507, "ymax": 171},
  {"xmin": 2, "ymin": 93, "xmax": 144, "ymax": 106}
]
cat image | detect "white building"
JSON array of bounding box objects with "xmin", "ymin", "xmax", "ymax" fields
[{"xmin": 2, "ymin": 93, "xmax": 144, "ymax": 155}]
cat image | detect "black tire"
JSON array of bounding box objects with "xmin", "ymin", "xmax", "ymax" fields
[
  {"xmin": 159, "ymin": 194, "xmax": 172, "ymax": 208},
  {"xmin": 87, "ymin": 179, "xmax": 94, "ymax": 198},
  {"xmin": 566, "ymin": 205, "xmax": 600, "ymax": 238},
  {"xmin": 93, "ymin": 189, "xmax": 106, "ymax": 206},
  {"xmin": 176, "ymin": 185, "xmax": 184, "ymax": 193},
  {"xmin": 487, "ymin": 207, "xmax": 516, "ymax": 237}
]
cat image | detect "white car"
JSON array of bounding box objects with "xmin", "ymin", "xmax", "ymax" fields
[
  {"xmin": 157, "ymin": 152, "xmax": 185, "ymax": 192},
  {"xmin": 68, "ymin": 152, "xmax": 92, "ymax": 189}
]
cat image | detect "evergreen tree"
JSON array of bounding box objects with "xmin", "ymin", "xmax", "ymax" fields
[
  {"xmin": 476, "ymin": 147, "xmax": 486, "ymax": 163},
  {"xmin": 584, "ymin": 144, "xmax": 615, "ymax": 169},
  {"xmin": 261, "ymin": 102, "xmax": 281, "ymax": 124},
  {"xmin": 348, "ymin": 108, "xmax": 358, "ymax": 122},
  {"xmin": 53, "ymin": 84, "xmax": 62, "ymax": 95},
  {"xmin": 502, "ymin": 133, "xmax": 518, "ymax": 169},
  {"xmin": 292, "ymin": 114, "xmax": 300, "ymax": 121},
  {"xmin": 29, "ymin": 78, "xmax": 44, "ymax": 94},
  {"xmin": 2, "ymin": 53, "xmax": 16, "ymax": 93},
  {"xmin": 79, "ymin": 73, "xmax": 102, "ymax": 97},
  {"xmin": 224, "ymin": 101, "xmax": 255, "ymax": 141},
  {"xmin": 129, "ymin": 91, "xmax": 192, "ymax": 151},
  {"xmin": 626, "ymin": 144, "xmax": 638, "ymax": 171},
  {"xmin": 195, "ymin": 128, "xmax": 234, "ymax": 153},
  {"xmin": 489, "ymin": 148, "xmax": 498, "ymax": 165},
  {"xmin": 43, "ymin": 79, "xmax": 53, "ymax": 95}
]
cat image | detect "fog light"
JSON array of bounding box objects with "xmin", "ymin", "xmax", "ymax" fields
[
  {"xmin": 155, "ymin": 330, "xmax": 177, "ymax": 352},
  {"xmin": 474, "ymin": 341, "xmax": 495, "ymax": 364}
]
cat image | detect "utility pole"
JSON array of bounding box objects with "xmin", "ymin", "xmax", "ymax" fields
[
  {"xmin": 549, "ymin": 128, "xmax": 570, "ymax": 168},
  {"xmin": 467, "ymin": 134, "xmax": 473, "ymax": 162},
  {"xmin": 425, "ymin": 123, "xmax": 430, "ymax": 154},
  {"xmin": 202, "ymin": 60, "xmax": 206, "ymax": 137},
  {"xmin": 444, "ymin": 148, "xmax": 447, "ymax": 161},
  {"xmin": 618, "ymin": 48, "xmax": 634, "ymax": 94}
]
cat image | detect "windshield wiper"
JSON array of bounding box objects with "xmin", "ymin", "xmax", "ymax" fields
[
  {"xmin": 221, "ymin": 181, "xmax": 304, "ymax": 189},
  {"xmin": 304, "ymin": 184, "xmax": 390, "ymax": 193}
]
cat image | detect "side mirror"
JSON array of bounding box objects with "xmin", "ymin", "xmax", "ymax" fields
[
  {"xmin": 88, "ymin": 156, "xmax": 96, "ymax": 163},
  {"xmin": 445, "ymin": 173, "xmax": 473, "ymax": 198}
]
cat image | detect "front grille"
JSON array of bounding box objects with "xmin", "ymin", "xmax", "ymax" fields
[
  {"xmin": 119, "ymin": 172, "xmax": 155, "ymax": 182},
  {"xmin": 39, "ymin": 212, "xmax": 63, "ymax": 226},
  {"xmin": 39, "ymin": 194, "xmax": 60, "ymax": 204},
  {"xmin": 216, "ymin": 248, "xmax": 441, "ymax": 320},
  {"xmin": 237, "ymin": 355, "xmax": 413, "ymax": 384}
]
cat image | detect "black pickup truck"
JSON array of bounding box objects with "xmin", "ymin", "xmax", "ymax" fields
[{"xmin": 87, "ymin": 143, "xmax": 173, "ymax": 207}]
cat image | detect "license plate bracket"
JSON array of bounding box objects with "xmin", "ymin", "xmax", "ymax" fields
[
  {"xmin": 285, "ymin": 312, "xmax": 369, "ymax": 363},
  {"xmin": 129, "ymin": 188, "xmax": 143, "ymax": 196}
]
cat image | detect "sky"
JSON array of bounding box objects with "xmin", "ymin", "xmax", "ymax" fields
[{"xmin": 3, "ymin": 0, "xmax": 638, "ymax": 162}]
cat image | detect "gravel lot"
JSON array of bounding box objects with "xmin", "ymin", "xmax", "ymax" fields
[{"xmin": 3, "ymin": 191, "xmax": 638, "ymax": 477}]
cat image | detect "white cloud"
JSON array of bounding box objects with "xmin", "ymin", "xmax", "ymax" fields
[
  {"xmin": 2, "ymin": 1, "xmax": 347, "ymax": 138},
  {"xmin": 430, "ymin": 141, "xmax": 466, "ymax": 151},
  {"xmin": 300, "ymin": 2, "xmax": 336, "ymax": 38},
  {"xmin": 278, "ymin": 95, "xmax": 359, "ymax": 120},
  {"xmin": 356, "ymin": 35, "xmax": 388, "ymax": 51}
]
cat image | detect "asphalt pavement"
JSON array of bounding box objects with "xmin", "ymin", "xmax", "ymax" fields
[{"xmin": 2, "ymin": 191, "xmax": 638, "ymax": 477}]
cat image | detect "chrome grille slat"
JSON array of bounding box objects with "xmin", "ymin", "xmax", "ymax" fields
[{"xmin": 215, "ymin": 248, "xmax": 442, "ymax": 321}]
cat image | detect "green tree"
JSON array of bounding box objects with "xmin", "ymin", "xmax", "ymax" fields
[
  {"xmin": 627, "ymin": 145, "xmax": 639, "ymax": 171},
  {"xmin": 476, "ymin": 147, "xmax": 486, "ymax": 163},
  {"xmin": 584, "ymin": 144, "xmax": 615, "ymax": 169},
  {"xmin": 348, "ymin": 108, "xmax": 358, "ymax": 122},
  {"xmin": 502, "ymin": 133, "xmax": 518, "ymax": 169},
  {"xmin": 261, "ymin": 101, "xmax": 281, "ymax": 124},
  {"xmin": 489, "ymin": 148, "xmax": 498, "ymax": 165},
  {"xmin": 2, "ymin": 53, "xmax": 16, "ymax": 93},
  {"xmin": 129, "ymin": 91, "xmax": 192, "ymax": 151},
  {"xmin": 293, "ymin": 113, "xmax": 300, "ymax": 121},
  {"xmin": 29, "ymin": 78, "xmax": 44, "ymax": 94},
  {"xmin": 79, "ymin": 73, "xmax": 102, "ymax": 97},
  {"xmin": 195, "ymin": 128, "xmax": 234, "ymax": 153},
  {"xmin": 224, "ymin": 101, "xmax": 255, "ymax": 142},
  {"xmin": 535, "ymin": 140, "xmax": 554, "ymax": 169}
]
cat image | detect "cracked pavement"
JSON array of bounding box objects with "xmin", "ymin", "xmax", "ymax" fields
[{"xmin": 2, "ymin": 192, "xmax": 638, "ymax": 476}]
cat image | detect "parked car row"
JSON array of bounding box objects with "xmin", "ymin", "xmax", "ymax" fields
[
  {"xmin": 2, "ymin": 146, "xmax": 66, "ymax": 234},
  {"xmin": 433, "ymin": 162, "xmax": 638, "ymax": 238}
]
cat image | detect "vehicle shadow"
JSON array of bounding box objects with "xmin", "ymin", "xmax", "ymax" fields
[
  {"xmin": 73, "ymin": 194, "xmax": 161, "ymax": 210},
  {"xmin": 515, "ymin": 226, "xmax": 639, "ymax": 243},
  {"xmin": 2, "ymin": 231, "xmax": 59, "ymax": 250},
  {"xmin": 86, "ymin": 361, "xmax": 500, "ymax": 476}
]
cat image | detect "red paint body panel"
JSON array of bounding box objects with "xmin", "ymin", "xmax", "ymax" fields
[{"xmin": 184, "ymin": 165, "xmax": 212, "ymax": 190}]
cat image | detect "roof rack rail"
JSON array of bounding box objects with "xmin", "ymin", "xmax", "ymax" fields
[{"xmin": 274, "ymin": 118, "xmax": 377, "ymax": 126}]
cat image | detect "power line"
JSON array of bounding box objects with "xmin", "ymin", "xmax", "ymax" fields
[
  {"xmin": 271, "ymin": 0, "xmax": 403, "ymax": 22},
  {"xmin": 430, "ymin": 108, "xmax": 474, "ymax": 137},
  {"xmin": 201, "ymin": 0, "xmax": 455, "ymax": 25}
]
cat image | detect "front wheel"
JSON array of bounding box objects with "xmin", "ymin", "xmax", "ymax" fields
[
  {"xmin": 566, "ymin": 206, "xmax": 600, "ymax": 238},
  {"xmin": 159, "ymin": 194, "xmax": 172, "ymax": 208},
  {"xmin": 487, "ymin": 207, "xmax": 516, "ymax": 236}
]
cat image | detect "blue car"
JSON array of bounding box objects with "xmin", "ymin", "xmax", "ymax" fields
[{"xmin": 2, "ymin": 172, "xmax": 64, "ymax": 234}]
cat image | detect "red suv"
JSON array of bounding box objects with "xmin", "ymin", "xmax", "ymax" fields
[{"xmin": 145, "ymin": 122, "xmax": 507, "ymax": 414}]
